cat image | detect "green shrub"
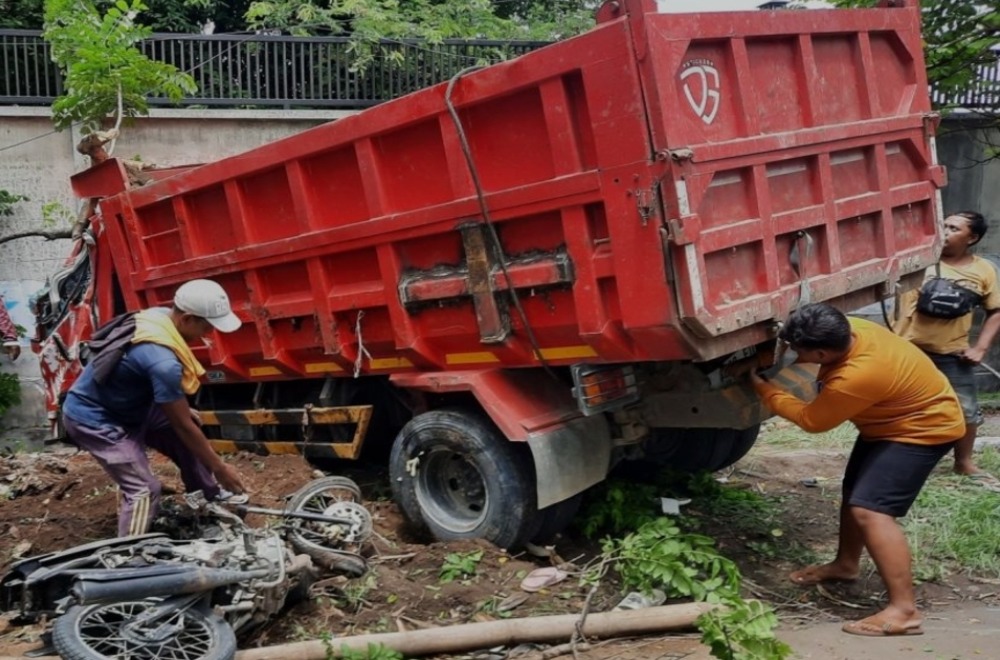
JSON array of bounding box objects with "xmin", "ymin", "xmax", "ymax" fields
[{"xmin": 0, "ymin": 372, "xmax": 20, "ymax": 421}]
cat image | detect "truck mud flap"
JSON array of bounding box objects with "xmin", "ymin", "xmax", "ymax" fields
[
  {"xmin": 199, "ymin": 405, "xmax": 373, "ymax": 459},
  {"xmin": 526, "ymin": 414, "xmax": 612, "ymax": 509}
]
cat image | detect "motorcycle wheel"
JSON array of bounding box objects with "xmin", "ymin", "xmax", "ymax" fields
[
  {"xmin": 52, "ymin": 600, "xmax": 236, "ymax": 660},
  {"xmin": 284, "ymin": 476, "xmax": 370, "ymax": 576}
]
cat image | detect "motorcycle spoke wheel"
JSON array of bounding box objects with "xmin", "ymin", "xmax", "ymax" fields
[
  {"xmin": 285, "ymin": 478, "xmax": 372, "ymax": 574},
  {"xmin": 52, "ymin": 601, "xmax": 236, "ymax": 660}
]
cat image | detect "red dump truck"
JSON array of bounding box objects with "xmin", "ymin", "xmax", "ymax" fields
[{"xmin": 34, "ymin": 0, "xmax": 944, "ymax": 547}]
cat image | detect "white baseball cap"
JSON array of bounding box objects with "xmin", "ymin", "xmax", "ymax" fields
[{"xmin": 173, "ymin": 279, "xmax": 242, "ymax": 333}]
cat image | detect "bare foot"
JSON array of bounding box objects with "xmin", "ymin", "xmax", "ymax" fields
[
  {"xmin": 954, "ymin": 462, "xmax": 981, "ymax": 477},
  {"xmin": 789, "ymin": 563, "xmax": 859, "ymax": 586},
  {"xmin": 842, "ymin": 607, "xmax": 923, "ymax": 636}
]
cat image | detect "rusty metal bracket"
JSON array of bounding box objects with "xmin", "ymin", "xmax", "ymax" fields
[
  {"xmin": 461, "ymin": 223, "xmax": 510, "ymax": 343},
  {"xmin": 397, "ymin": 223, "xmax": 575, "ymax": 344}
]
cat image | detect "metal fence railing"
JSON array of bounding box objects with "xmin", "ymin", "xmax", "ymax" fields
[
  {"xmin": 7, "ymin": 29, "xmax": 1000, "ymax": 113},
  {"xmin": 0, "ymin": 30, "xmax": 549, "ymax": 109},
  {"xmin": 931, "ymin": 61, "xmax": 1000, "ymax": 112}
]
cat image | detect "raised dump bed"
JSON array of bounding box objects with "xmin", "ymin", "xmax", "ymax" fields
[{"xmin": 40, "ymin": 0, "xmax": 943, "ymax": 547}]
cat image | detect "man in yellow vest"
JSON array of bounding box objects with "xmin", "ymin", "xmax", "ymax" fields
[{"xmin": 63, "ymin": 279, "xmax": 246, "ymax": 537}]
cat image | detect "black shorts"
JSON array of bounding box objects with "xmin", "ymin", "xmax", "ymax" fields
[
  {"xmin": 843, "ymin": 438, "xmax": 955, "ymax": 517},
  {"xmin": 926, "ymin": 353, "xmax": 982, "ymax": 425}
]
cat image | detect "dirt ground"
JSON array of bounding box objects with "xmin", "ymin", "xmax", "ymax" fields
[{"xmin": 1, "ymin": 430, "xmax": 999, "ymax": 660}]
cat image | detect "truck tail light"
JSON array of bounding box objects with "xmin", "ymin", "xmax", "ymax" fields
[{"xmin": 571, "ymin": 365, "xmax": 640, "ymax": 416}]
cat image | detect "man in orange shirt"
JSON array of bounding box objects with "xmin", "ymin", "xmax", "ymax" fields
[{"xmin": 751, "ymin": 303, "xmax": 963, "ymax": 637}]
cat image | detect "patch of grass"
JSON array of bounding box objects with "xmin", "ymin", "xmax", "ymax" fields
[
  {"xmin": 681, "ymin": 473, "xmax": 819, "ymax": 567},
  {"xmin": 904, "ymin": 446, "xmax": 1000, "ymax": 581},
  {"xmin": 336, "ymin": 570, "xmax": 379, "ymax": 611},
  {"xmin": 579, "ymin": 473, "xmax": 817, "ymax": 567},
  {"xmin": 977, "ymin": 390, "xmax": 1000, "ymax": 410},
  {"xmin": 756, "ymin": 420, "xmax": 856, "ymax": 450}
]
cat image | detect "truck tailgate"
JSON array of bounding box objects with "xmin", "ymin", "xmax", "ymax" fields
[{"xmin": 639, "ymin": 4, "xmax": 941, "ymax": 345}]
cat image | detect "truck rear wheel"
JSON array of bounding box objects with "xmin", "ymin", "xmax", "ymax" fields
[
  {"xmin": 530, "ymin": 494, "xmax": 584, "ymax": 544},
  {"xmin": 644, "ymin": 425, "xmax": 761, "ymax": 473},
  {"xmin": 389, "ymin": 408, "xmax": 536, "ymax": 549}
]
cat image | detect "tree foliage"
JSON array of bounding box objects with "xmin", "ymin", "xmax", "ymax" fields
[
  {"xmin": 43, "ymin": 0, "xmax": 197, "ymax": 132},
  {"xmin": 0, "ymin": 0, "xmax": 46, "ymax": 29},
  {"xmin": 2, "ymin": 0, "xmax": 251, "ymax": 32},
  {"xmin": 245, "ymin": 0, "xmax": 598, "ymax": 69},
  {"xmin": 831, "ymin": 0, "xmax": 1000, "ymax": 110}
]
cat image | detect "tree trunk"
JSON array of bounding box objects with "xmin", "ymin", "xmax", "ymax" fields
[{"xmin": 235, "ymin": 602, "xmax": 715, "ymax": 660}]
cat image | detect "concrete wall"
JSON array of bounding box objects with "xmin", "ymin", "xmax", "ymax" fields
[
  {"xmin": 0, "ymin": 107, "xmax": 353, "ymax": 441},
  {"xmin": 936, "ymin": 114, "xmax": 1000, "ymax": 252}
]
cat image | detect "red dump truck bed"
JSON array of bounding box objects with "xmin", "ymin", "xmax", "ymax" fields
[
  {"xmin": 77, "ymin": 0, "xmax": 942, "ymax": 382},
  {"xmin": 43, "ymin": 0, "xmax": 943, "ymax": 548}
]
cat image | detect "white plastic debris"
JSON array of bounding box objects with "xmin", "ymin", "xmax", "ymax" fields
[{"xmin": 660, "ymin": 497, "xmax": 692, "ymax": 515}]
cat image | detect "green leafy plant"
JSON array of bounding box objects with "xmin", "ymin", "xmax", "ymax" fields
[
  {"xmin": 0, "ymin": 373, "xmax": 20, "ymax": 421},
  {"xmin": 597, "ymin": 490, "xmax": 791, "ymax": 660},
  {"xmin": 698, "ymin": 598, "xmax": 790, "ymax": 660},
  {"xmin": 438, "ymin": 549, "xmax": 483, "ymax": 583},
  {"xmin": 245, "ymin": 0, "xmax": 599, "ymax": 72},
  {"xmin": 577, "ymin": 480, "xmax": 660, "ymax": 538},
  {"xmin": 603, "ymin": 519, "xmax": 790, "ymax": 660},
  {"xmin": 0, "ymin": 191, "xmax": 28, "ymax": 217},
  {"xmin": 41, "ymin": 201, "xmax": 75, "ymax": 228},
  {"xmin": 603, "ymin": 518, "xmax": 740, "ymax": 603},
  {"xmin": 43, "ymin": 0, "xmax": 198, "ymax": 134}
]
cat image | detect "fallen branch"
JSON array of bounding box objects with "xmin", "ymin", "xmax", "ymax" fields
[
  {"xmin": 815, "ymin": 584, "xmax": 864, "ymax": 610},
  {"xmin": 540, "ymin": 641, "xmax": 591, "ymax": 659},
  {"xmin": 0, "ymin": 230, "xmax": 73, "ymax": 248},
  {"xmin": 234, "ymin": 602, "xmax": 716, "ymax": 660}
]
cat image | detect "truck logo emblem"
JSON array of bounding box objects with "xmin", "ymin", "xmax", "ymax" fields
[
  {"xmin": 680, "ymin": 60, "xmax": 720, "ymax": 125},
  {"xmin": 205, "ymin": 370, "xmax": 227, "ymax": 382}
]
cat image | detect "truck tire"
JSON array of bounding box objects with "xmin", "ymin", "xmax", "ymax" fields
[
  {"xmin": 51, "ymin": 600, "xmax": 236, "ymax": 660},
  {"xmin": 644, "ymin": 425, "xmax": 761, "ymax": 473},
  {"xmin": 389, "ymin": 408, "xmax": 537, "ymax": 549},
  {"xmin": 530, "ymin": 494, "xmax": 584, "ymax": 544}
]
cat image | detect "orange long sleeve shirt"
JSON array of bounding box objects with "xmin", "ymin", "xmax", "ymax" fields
[{"xmin": 754, "ymin": 318, "xmax": 965, "ymax": 445}]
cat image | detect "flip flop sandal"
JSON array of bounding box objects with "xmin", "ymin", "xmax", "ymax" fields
[
  {"xmin": 842, "ymin": 619, "xmax": 924, "ymax": 637},
  {"xmin": 520, "ymin": 566, "xmax": 568, "ymax": 592}
]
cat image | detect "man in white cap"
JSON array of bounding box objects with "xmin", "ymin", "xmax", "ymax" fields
[{"xmin": 63, "ymin": 279, "xmax": 246, "ymax": 537}]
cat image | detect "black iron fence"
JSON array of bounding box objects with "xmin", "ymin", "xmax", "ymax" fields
[
  {"xmin": 6, "ymin": 28, "xmax": 1000, "ymax": 112},
  {"xmin": 0, "ymin": 30, "xmax": 549, "ymax": 109},
  {"xmin": 931, "ymin": 64, "xmax": 1000, "ymax": 113}
]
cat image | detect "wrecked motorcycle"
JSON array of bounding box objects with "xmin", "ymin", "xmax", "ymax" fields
[{"xmin": 0, "ymin": 476, "xmax": 372, "ymax": 660}]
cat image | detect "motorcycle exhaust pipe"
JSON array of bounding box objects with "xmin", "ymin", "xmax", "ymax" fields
[{"xmin": 71, "ymin": 565, "xmax": 272, "ymax": 605}]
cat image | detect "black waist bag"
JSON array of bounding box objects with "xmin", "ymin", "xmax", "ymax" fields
[{"xmin": 916, "ymin": 266, "xmax": 982, "ymax": 319}]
